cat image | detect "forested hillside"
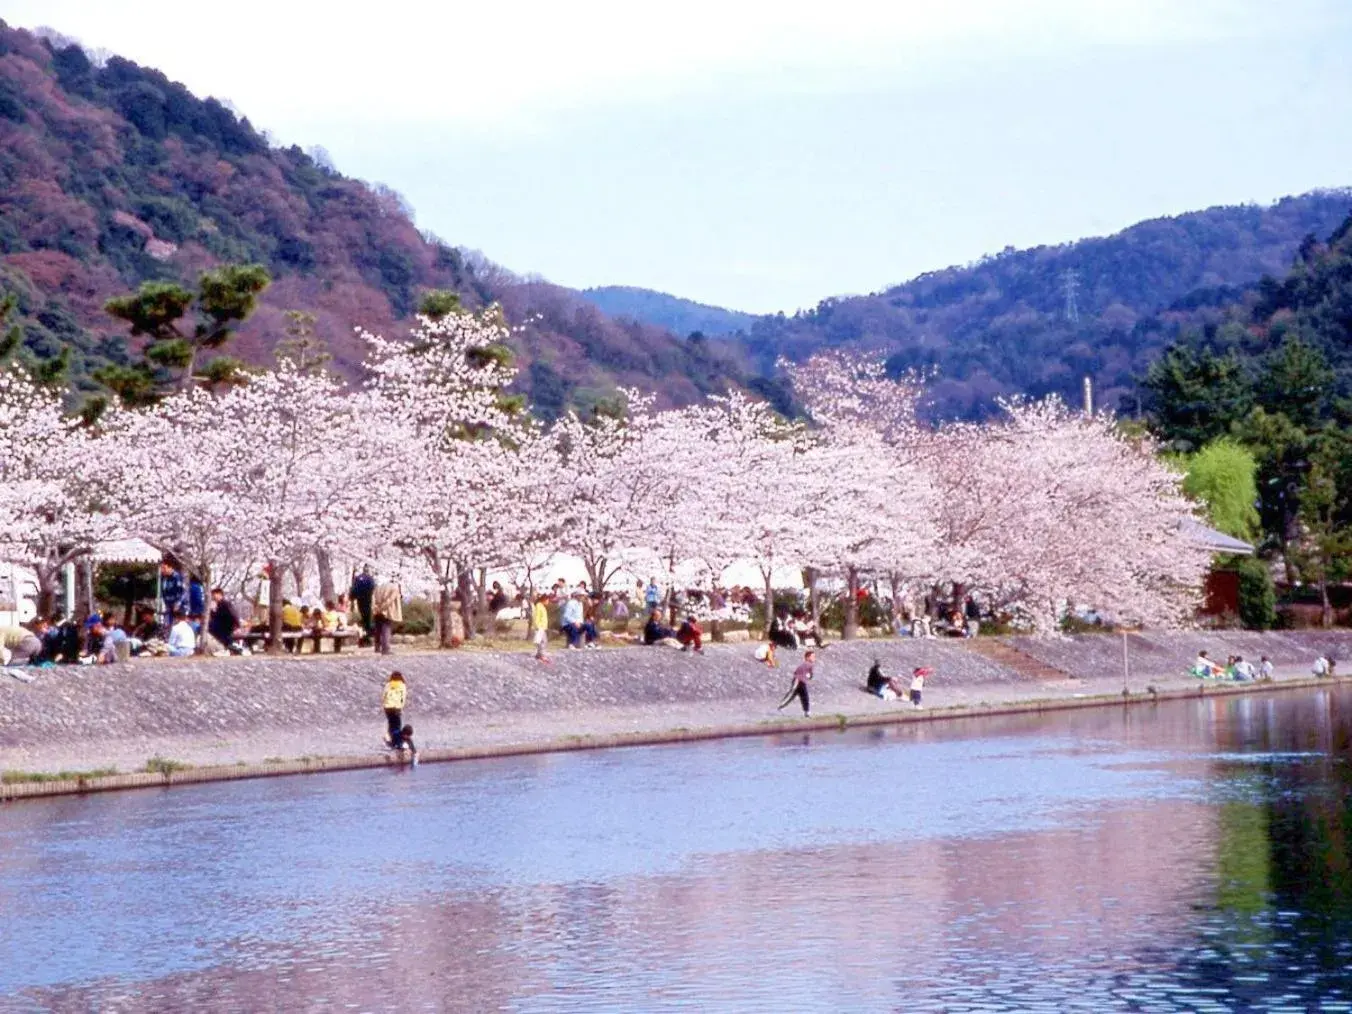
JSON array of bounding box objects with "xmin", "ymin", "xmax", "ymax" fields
[
  {"xmin": 1137, "ymin": 211, "xmax": 1352, "ymax": 618},
  {"xmin": 579, "ymin": 286, "xmax": 755, "ymax": 337},
  {"xmin": 0, "ymin": 21, "xmax": 748, "ymax": 417},
  {"xmin": 736, "ymin": 193, "xmax": 1352, "ymax": 417}
]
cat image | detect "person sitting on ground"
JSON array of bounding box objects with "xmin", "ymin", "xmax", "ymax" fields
[
  {"xmin": 208, "ymin": 587, "xmax": 240, "ymax": 655},
  {"xmin": 677, "ymin": 615, "xmax": 705, "ymax": 654},
  {"xmin": 1231, "ymin": 655, "xmax": 1256, "ymax": 681},
  {"xmin": 167, "ymin": 611, "xmax": 196, "ymax": 657},
  {"xmin": 1192, "ymin": 650, "xmax": 1222, "ymax": 678},
  {"xmin": 560, "ymin": 591, "xmax": 592, "ymax": 650},
  {"xmin": 643, "ymin": 610, "xmax": 677, "ymax": 646},
  {"xmin": 1313, "ymin": 654, "xmax": 1334, "ymax": 678},
  {"xmin": 488, "ymin": 581, "xmax": 508, "ymax": 614},
  {"xmin": 130, "ymin": 606, "xmax": 159, "ymax": 647},
  {"xmin": 29, "ymin": 618, "xmax": 56, "ymax": 664},
  {"xmin": 754, "ymin": 641, "xmax": 778, "ymax": 668},
  {"xmin": 769, "ymin": 613, "xmax": 799, "ymax": 650},
  {"xmin": 866, "ymin": 659, "xmax": 899, "ymax": 700},
  {"xmin": 97, "ymin": 618, "xmax": 130, "ymax": 664},
  {"xmin": 794, "ymin": 613, "xmax": 825, "ymax": 649},
  {"xmin": 0, "ymin": 622, "xmax": 44, "ymax": 667}
]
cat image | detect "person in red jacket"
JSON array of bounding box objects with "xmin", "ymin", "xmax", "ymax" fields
[{"xmin": 776, "ymin": 649, "xmax": 815, "ymax": 717}]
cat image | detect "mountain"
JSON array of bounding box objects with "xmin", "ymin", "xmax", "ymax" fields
[
  {"xmin": 578, "ymin": 286, "xmax": 755, "ymax": 337},
  {"xmin": 733, "ymin": 192, "xmax": 1352, "ymax": 417},
  {"xmin": 0, "ymin": 21, "xmax": 749, "ymax": 417}
]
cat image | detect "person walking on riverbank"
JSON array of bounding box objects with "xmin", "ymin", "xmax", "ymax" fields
[
  {"xmin": 382, "ymin": 671, "xmax": 414, "ymax": 754},
  {"xmin": 910, "ymin": 667, "xmax": 930, "ymax": 708},
  {"xmin": 351, "ymin": 566, "xmax": 376, "ymax": 646},
  {"xmin": 530, "ymin": 593, "xmax": 553, "ymax": 663},
  {"xmin": 777, "ymin": 649, "xmax": 815, "ymax": 717}
]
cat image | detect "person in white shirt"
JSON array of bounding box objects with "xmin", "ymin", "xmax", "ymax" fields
[
  {"xmin": 167, "ymin": 613, "xmax": 196, "ymax": 657},
  {"xmin": 1259, "ymin": 655, "xmax": 1275, "ymax": 681}
]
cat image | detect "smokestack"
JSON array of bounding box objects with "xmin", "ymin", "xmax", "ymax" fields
[{"xmin": 1082, "ymin": 376, "xmax": 1093, "ymax": 416}]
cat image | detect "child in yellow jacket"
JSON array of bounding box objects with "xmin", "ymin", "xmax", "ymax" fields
[{"xmin": 382, "ymin": 671, "xmax": 416, "ymax": 756}]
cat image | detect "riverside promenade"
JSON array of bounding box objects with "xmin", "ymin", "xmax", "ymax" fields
[{"xmin": 3, "ymin": 630, "xmax": 1351, "ymax": 799}]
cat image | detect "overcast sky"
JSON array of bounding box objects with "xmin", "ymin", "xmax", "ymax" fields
[{"xmin": 4, "ymin": 0, "xmax": 1351, "ymax": 312}]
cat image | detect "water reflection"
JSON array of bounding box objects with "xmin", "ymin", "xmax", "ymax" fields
[{"xmin": 1, "ymin": 687, "xmax": 1351, "ymax": 1012}]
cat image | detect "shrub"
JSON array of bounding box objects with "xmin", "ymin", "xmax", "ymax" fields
[
  {"xmin": 1236, "ymin": 558, "xmax": 1276, "ymax": 630},
  {"xmin": 395, "ymin": 596, "xmax": 435, "ymax": 636}
]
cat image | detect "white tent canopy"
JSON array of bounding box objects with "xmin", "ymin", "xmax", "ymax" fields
[{"xmin": 88, "ymin": 538, "xmax": 162, "ymax": 564}]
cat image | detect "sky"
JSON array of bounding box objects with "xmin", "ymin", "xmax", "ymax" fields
[{"xmin": 4, "ymin": 0, "xmax": 1351, "ymax": 313}]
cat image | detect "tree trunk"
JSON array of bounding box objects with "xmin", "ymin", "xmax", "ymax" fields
[
  {"xmin": 35, "ymin": 566, "xmax": 59, "ymax": 620},
  {"xmin": 843, "ymin": 566, "xmax": 860, "ymax": 640},
  {"xmin": 316, "ymin": 545, "xmax": 336, "ymax": 604},
  {"xmin": 476, "ymin": 567, "xmax": 490, "ymax": 634},
  {"xmin": 804, "ymin": 567, "xmax": 821, "ymax": 630},
  {"xmin": 266, "ymin": 564, "xmax": 284, "ymax": 655},
  {"xmin": 763, "ymin": 568, "xmax": 775, "ymax": 636},
  {"xmin": 439, "ymin": 583, "xmax": 457, "ymax": 648},
  {"xmin": 456, "ymin": 566, "xmax": 476, "ymax": 642},
  {"xmin": 1320, "ymin": 569, "xmax": 1333, "ymax": 628},
  {"xmin": 192, "ymin": 560, "xmax": 212, "ymax": 656},
  {"xmin": 667, "ymin": 549, "xmax": 678, "ymax": 627}
]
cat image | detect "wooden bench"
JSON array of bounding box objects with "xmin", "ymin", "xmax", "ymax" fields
[{"xmin": 239, "ymin": 629, "xmax": 364, "ymax": 654}]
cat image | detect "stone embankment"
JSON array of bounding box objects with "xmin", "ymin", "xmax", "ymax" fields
[{"xmin": 1, "ymin": 630, "xmax": 1349, "ymax": 799}]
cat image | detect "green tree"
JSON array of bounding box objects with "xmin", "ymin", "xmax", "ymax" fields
[
  {"xmin": 100, "ymin": 264, "xmax": 269, "ymax": 403},
  {"xmin": 1291, "ymin": 432, "xmax": 1352, "ymax": 626},
  {"xmin": 0, "ymin": 291, "xmax": 70, "ymax": 388},
  {"xmin": 274, "ymin": 310, "xmax": 331, "ymax": 375},
  {"xmin": 1180, "ymin": 438, "xmax": 1261, "ymax": 542},
  {"xmin": 1140, "ymin": 343, "xmax": 1252, "ymax": 450},
  {"xmin": 1254, "ymin": 336, "xmax": 1333, "ymax": 428},
  {"xmin": 1232, "ymin": 407, "xmax": 1313, "ymax": 578}
]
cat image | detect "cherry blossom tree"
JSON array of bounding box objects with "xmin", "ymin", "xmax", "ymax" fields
[
  {"xmin": 363, "ymin": 307, "xmax": 552, "ymax": 642},
  {"xmin": 786, "ymin": 352, "xmax": 938, "ymax": 637},
  {"xmin": 924, "ymin": 398, "xmax": 1209, "ymax": 633},
  {"xmin": 0, "ymin": 368, "xmax": 126, "ymax": 615},
  {"xmin": 552, "ymin": 391, "xmax": 685, "ymax": 596}
]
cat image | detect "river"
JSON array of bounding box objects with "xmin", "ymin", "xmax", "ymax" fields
[{"xmin": 2, "ymin": 687, "xmax": 1351, "ymax": 1012}]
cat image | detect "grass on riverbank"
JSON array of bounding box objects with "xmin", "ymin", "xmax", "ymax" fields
[
  {"xmin": 2, "ymin": 767, "xmax": 118, "ymax": 785},
  {"xmin": 141, "ymin": 756, "xmax": 193, "ymax": 775}
]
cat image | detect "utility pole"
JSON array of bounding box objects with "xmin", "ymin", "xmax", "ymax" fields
[
  {"xmin": 1082, "ymin": 375, "xmax": 1094, "ymax": 416},
  {"xmin": 1061, "ymin": 269, "xmax": 1080, "ymax": 323}
]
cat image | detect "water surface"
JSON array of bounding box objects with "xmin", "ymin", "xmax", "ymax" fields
[{"xmin": 2, "ymin": 688, "xmax": 1352, "ymax": 1012}]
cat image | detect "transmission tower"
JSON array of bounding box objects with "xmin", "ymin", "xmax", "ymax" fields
[{"xmin": 1061, "ymin": 269, "xmax": 1080, "ymax": 323}]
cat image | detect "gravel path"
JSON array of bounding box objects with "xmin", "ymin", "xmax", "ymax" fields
[{"xmin": 2, "ymin": 632, "xmax": 1349, "ymax": 777}]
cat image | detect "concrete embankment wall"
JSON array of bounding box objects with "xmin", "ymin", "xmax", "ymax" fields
[
  {"xmin": 0, "ymin": 639, "xmax": 1020, "ymax": 752},
  {"xmin": 4, "ymin": 632, "xmax": 1352, "ymax": 753},
  {"xmin": 1011, "ymin": 630, "xmax": 1352, "ymax": 679}
]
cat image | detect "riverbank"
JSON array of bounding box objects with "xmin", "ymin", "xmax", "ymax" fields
[{"xmin": 3, "ymin": 631, "xmax": 1350, "ymax": 800}]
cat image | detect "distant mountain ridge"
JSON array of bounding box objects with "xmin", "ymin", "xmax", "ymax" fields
[
  {"xmin": 578, "ymin": 286, "xmax": 755, "ymax": 337},
  {"xmin": 734, "ymin": 192, "xmax": 1352, "ymax": 417}
]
